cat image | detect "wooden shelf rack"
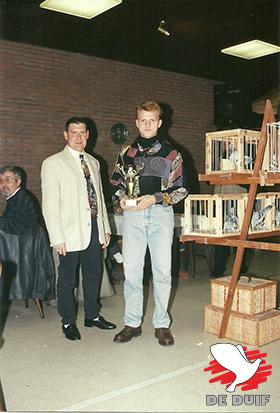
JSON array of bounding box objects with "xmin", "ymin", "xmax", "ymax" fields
[{"xmin": 180, "ymin": 99, "xmax": 278, "ymax": 339}]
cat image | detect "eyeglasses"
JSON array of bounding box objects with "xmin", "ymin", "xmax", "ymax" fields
[{"xmin": 0, "ymin": 177, "xmax": 18, "ymax": 184}]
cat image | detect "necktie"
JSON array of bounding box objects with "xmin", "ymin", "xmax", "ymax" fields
[{"xmin": 80, "ymin": 154, "xmax": 98, "ymax": 217}]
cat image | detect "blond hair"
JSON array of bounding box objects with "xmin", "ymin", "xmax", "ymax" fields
[{"xmin": 136, "ymin": 101, "xmax": 162, "ymax": 118}]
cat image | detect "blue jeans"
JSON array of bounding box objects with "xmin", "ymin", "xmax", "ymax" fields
[{"xmin": 122, "ymin": 205, "xmax": 174, "ymax": 328}]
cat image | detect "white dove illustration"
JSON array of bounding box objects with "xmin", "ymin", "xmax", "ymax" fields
[{"xmin": 210, "ymin": 343, "xmax": 262, "ymax": 392}]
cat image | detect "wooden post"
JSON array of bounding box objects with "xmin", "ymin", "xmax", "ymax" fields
[
  {"xmin": 34, "ymin": 298, "xmax": 45, "ymax": 319},
  {"xmin": 219, "ymin": 100, "xmax": 276, "ymax": 338}
]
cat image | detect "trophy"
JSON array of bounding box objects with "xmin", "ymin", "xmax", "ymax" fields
[{"xmin": 116, "ymin": 161, "xmax": 145, "ymax": 206}]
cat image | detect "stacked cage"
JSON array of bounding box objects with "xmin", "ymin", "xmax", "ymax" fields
[
  {"xmin": 193, "ymin": 122, "xmax": 280, "ymax": 345},
  {"xmin": 183, "ymin": 194, "xmax": 246, "ymax": 237},
  {"xmin": 183, "ymin": 192, "xmax": 280, "ymax": 236},
  {"xmin": 205, "ymin": 129, "xmax": 260, "ymax": 174}
]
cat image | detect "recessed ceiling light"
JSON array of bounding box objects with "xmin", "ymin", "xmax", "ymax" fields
[
  {"xmin": 40, "ymin": 0, "xmax": 122, "ymax": 20},
  {"xmin": 221, "ymin": 40, "xmax": 280, "ymax": 60}
]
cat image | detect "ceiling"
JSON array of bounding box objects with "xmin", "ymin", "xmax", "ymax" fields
[{"xmin": 0, "ymin": 0, "xmax": 279, "ymax": 100}]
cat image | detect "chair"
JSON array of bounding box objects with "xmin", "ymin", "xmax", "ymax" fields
[{"xmin": 0, "ymin": 225, "xmax": 55, "ymax": 318}]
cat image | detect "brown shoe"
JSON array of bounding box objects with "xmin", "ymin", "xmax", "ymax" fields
[
  {"xmin": 113, "ymin": 325, "xmax": 142, "ymax": 343},
  {"xmin": 155, "ymin": 328, "xmax": 174, "ymax": 346}
]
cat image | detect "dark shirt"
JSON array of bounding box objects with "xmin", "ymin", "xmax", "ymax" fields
[{"xmin": 0, "ymin": 188, "xmax": 39, "ymax": 234}]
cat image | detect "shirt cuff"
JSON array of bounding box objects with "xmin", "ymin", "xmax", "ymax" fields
[{"xmin": 154, "ymin": 192, "xmax": 164, "ymax": 204}]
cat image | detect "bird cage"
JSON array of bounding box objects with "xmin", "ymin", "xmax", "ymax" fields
[
  {"xmin": 248, "ymin": 192, "xmax": 275, "ymax": 234},
  {"xmin": 183, "ymin": 194, "xmax": 246, "ymax": 237},
  {"xmin": 262, "ymin": 121, "xmax": 280, "ymax": 172},
  {"xmin": 205, "ymin": 129, "xmax": 260, "ymax": 174}
]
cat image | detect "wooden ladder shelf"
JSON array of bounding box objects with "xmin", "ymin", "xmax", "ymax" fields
[{"xmin": 180, "ymin": 99, "xmax": 277, "ymax": 339}]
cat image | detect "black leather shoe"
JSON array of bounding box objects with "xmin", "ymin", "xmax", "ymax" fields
[
  {"xmin": 84, "ymin": 316, "xmax": 116, "ymax": 330},
  {"xmin": 62, "ymin": 324, "xmax": 81, "ymax": 341},
  {"xmin": 113, "ymin": 325, "xmax": 142, "ymax": 343}
]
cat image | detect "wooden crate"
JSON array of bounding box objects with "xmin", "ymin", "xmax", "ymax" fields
[
  {"xmin": 210, "ymin": 276, "xmax": 277, "ymax": 315},
  {"xmin": 205, "ymin": 128, "xmax": 260, "ymax": 174},
  {"xmin": 183, "ymin": 193, "xmax": 246, "ymax": 237},
  {"xmin": 204, "ymin": 304, "xmax": 280, "ymax": 346}
]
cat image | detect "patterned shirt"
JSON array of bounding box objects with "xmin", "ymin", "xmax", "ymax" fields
[{"xmin": 111, "ymin": 137, "xmax": 188, "ymax": 206}]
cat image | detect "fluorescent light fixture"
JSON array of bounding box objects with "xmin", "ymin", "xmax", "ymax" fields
[
  {"xmin": 40, "ymin": 0, "xmax": 122, "ymax": 19},
  {"xmin": 221, "ymin": 40, "xmax": 280, "ymax": 60}
]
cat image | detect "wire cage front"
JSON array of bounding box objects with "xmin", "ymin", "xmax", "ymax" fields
[
  {"xmin": 263, "ymin": 121, "xmax": 280, "ymax": 173},
  {"xmin": 183, "ymin": 194, "xmax": 246, "ymax": 237},
  {"xmin": 274, "ymin": 193, "xmax": 280, "ymax": 230},
  {"xmin": 247, "ymin": 192, "xmax": 278, "ymax": 234},
  {"xmin": 205, "ymin": 129, "xmax": 260, "ymax": 174},
  {"xmin": 183, "ymin": 192, "xmax": 280, "ymax": 237}
]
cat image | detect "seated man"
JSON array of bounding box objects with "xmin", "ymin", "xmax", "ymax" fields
[
  {"xmin": 0, "ymin": 166, "xmax": 39, "ymax": 234},
  {"xmin": 0, "ymin": 166, "xmax": 55, "ymax": 303}
]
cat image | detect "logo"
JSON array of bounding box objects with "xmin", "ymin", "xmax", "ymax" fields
[{"xmin": 204, "ymin": 343, "xmax": 272, "ymax": 407}]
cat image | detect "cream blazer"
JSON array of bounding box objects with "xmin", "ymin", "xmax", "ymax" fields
[{"xmin": 41, "ymin": 146, "xmax": 111, "ymax": 251}]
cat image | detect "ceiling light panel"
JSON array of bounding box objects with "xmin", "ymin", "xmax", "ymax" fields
[
  {"xmin": 40, "ymin": 0, "xmax": 122, "ymax": 19},
  {"xmin": 221, "ymin": 40, "xmax": 280, "ymax": 60}
]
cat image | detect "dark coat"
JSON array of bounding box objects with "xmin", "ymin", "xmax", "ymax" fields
[
  {"xmin": 0, "ymin": 188, "xmax": 55, "ymax": 301},
  {"xmin": 0, "ymin": 188, "xmax": 38, "ymax": 235}
]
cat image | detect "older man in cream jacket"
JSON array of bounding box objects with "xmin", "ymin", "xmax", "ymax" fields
[{"xmin": 41, "ymin": 116, "xmax": 116, "ymax": 341}]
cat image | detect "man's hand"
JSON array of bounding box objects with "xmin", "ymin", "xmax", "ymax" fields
[
  {"xmin": 54, "ymin": 243, "xmax": 67, "ymax": 256},
  {"xmin": 102, "ymin": 233, "xmax": 111, "ymax": 249},
  {"xmin": 121, "ymin": 195, "xmax": 156, "ymax": 211},
  {"xmin": 113, "ymin": 204, "xmax": 123, "ymax": 215},
  {"xmin": 119, "ymin": 196, "xmax": 128, "ymax": 210},
  {"xmin": 135, "ymin": 195, "xmax": 156, "ymax": 210}
]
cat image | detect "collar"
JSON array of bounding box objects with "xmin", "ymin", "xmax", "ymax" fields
[
  {"xmin": 67, "ymin": 145, "xmax": 85, "ymax": 160},
  {"xmin": 136, "ymin": 135, "xmax": 158, "ymax": 148},
  {"xmin": 136, "ymin": 136, "xmax": 162, "ymax": 155},
  {"xmin": 6, "ymin": 186, "xmax": 21, "ymax": 200}
]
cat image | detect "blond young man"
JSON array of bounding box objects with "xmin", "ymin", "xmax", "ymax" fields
[{"xmin": 111, "ymin": 102, "xmax": 187, "ymax": 345}]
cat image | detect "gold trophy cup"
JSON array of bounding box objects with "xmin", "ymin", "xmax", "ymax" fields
[{"xmin": 116, "ymin": 163, "xmax": 145, "ymax": 206}]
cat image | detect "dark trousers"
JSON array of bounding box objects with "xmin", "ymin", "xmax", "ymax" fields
[{"xmin": 57, "ymin": 218, "xmax": 102, "ymax": 324}]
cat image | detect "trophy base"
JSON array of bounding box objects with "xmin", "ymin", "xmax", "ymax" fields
[{"xmin": 125, "ymin": 198, "xmax": 138, "ymax": 207}]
